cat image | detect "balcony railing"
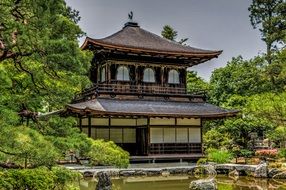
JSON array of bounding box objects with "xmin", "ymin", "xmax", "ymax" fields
[{"xmin": 73, "ymin": 83, "xmax": 206, "ymax": 102}]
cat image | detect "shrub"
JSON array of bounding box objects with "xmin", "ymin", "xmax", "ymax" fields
[
  {"xmin": 240, "ymin": 149, "xmax": 253, "ymax": 158},
  {"xmin": 255, "ymin": 149, "xmax": 278, "ymax": 158},
  {"xmin": 0, "ymin": 167, "xmax": 80, "ymax": 190},
  {"xmin": 203, "ymin": 129, "xmax": 233, "ymax": 150},
  {"xmin": 278, "ymin": 148, "xmax": 286, "ymax": 159},
  {"xmin": 207, "ymin": 148, "xmax": 233, "ymax": 164},
  {"xmin": 88, "ymin": 139, "xmax": 129, "ymax": 168}
]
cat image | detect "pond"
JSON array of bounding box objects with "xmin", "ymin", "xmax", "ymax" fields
[{"xmin": 79, "ymin": 175, "xmax": 286, "ymax": 190}]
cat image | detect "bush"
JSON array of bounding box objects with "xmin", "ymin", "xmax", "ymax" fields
[
  {"xmin": 203, "ymin": 129, "xmax": 233, "ymax": 150},
  {"xmin": 88, "ymin": 139, "xmax": 129, "ymax": 168},
  {"xmin": 207, "ymin": 148, "xmax": 233, "ymax": 164},
  {"xmin": 255, "ymin": 149, "xmax": 278, "ymax": 158},
  {"xmin": 0, "ymin": 167, "xmax": 80, "ymax": 190},
  {"xmin": 278, "ymin": 148, "xmax": 286, "ymax": 159}
]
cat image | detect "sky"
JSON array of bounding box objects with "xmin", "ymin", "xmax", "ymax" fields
[{"xmin": 65, "ymin": 0, "xmax": 266, "ymax": 80}]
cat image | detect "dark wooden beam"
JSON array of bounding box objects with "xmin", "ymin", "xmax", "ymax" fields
[{"xmin": 88, "ymin": 116, "xmax": 91, "ymax": 137}]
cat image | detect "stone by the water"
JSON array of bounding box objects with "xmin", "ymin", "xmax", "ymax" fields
[
  {"xmin": 96, "ymin": 172, "xmax": 112, "ymax": 190},
  {"xmin": 254, "ymin": 162, "xmax": 268, "ymax": 178},
  {"xmin": 189, "ymin": 179, "xmax": 217, "ymax": 190}
]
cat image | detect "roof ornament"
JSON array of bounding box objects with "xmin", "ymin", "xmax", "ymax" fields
[
  {"xmin": 128, "ymin": 11, "xmax": 133, "ymax": 21},
  {"xmin": 124, "ymin": 11, "xmax": 139, "ymax": 28}
]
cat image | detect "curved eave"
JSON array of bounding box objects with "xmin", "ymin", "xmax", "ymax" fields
[
  {"xmin": 66, "ymin": 105, "xmax": 239, "ymax": 119},
  {"xmin": 81, "ymin": 37, "xmax": 223, "ymax": 59}
]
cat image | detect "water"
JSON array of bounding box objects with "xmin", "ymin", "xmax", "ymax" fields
[{"xmin": 79, "ymin": 175, "xmax": 286, "ymax": 190}]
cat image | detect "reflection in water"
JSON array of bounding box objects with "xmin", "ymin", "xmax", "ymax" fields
[{"xmin": 80, "ymin": 175, "xmax": 286, "ymax": 190}]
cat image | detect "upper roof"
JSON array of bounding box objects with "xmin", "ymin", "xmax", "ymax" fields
[
  {"xmin": 81, "ymin": 22, "xmax": 222, "ymax": 64},
  {"xmin": 67, "ymin": 98, "xmax": 238, "ymax": 118}
]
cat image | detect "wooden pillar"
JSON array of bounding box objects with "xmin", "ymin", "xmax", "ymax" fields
[
  {"xmin": 135, "ymin": 65, "xmax": 138, "ymax": 85},
  {"xmin": 200, "ymin": 118, "xmax": 203, "ymax": 154},
  {"xmin": 161, "ymin": 67, "xmax": 165, "ymax": 86},
  {"xmin": 107, "ymin": 62, "xmax": 111, "ymax": 83},
  {"xmin": 147, "ymin": 117, "xmax": 150, "ymax": 155},
  {"xmin": 79, "ymin": 116, "xmax": 82, "ymax": 132},
  {"xmin": 88, "ymin": 116, "xmax": 91, "ymax": 137},
  {"xmin": 108, "ymin": 116, "xmax": 111, "ymax": 141}
]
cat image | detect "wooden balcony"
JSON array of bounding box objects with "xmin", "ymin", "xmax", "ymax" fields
[{"xmin": 73, "ymin": 83, "xmax": 206, "ymax": 102}]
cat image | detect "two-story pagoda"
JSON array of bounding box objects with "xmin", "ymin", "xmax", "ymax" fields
[{"xmin": 66, "ymin": 20, "xmax": 238, "ymax": 161}]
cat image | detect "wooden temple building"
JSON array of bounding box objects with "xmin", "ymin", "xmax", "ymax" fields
[{"xmin": 66, "ymin": 20, "xmax": 238, "ymax": 161}]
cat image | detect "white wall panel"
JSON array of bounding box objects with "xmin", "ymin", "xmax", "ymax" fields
[
  {"xmin": 163, "ymin": 128, "xmax": 176, "ymax": 143},
  {"xmin": 177, "ymin": 118, "xmax": 201, "ymax": 126},
  {"xmin": 150, "ymin": 128, "xmax": 163, "ymax": 143},
  {"xmin": 176, "ymin": 128, "xmax": 188, "ymax": 143},
  {"xmin": 110, "ymin": 128, "xmax": 123, "ymax": 143},
  {"xmin": 189, "ymin": 128, "xmax": 201, "ymax": 143},
  {"xmin": 96, "ymin": 128, "xmax": 109, "ymax": 141},
  {"xmin": 150, "ymin": 118, "xmax": 175, "ymax": 125}
]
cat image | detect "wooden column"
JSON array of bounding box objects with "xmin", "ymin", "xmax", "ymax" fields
[
  {"xmin": 135, "ymin": 65, "xmax": 138, "ymax": 85},
  {"xmin": 107, "ymin": 63, "xmax": 111, "ymax": 83},
  {"xmin": 161, "ymin": 67, "xmax": 165, "ymax": 86},
  {"xmin": 79, "ymin": 116, "xmax": 82, "ymax": 132},
  {"xmin": 108, "ymin": 116, "xmax": 111, "ymax": 141},
  {"xmin": 200, "ymin": 118, "xmax": 203, "ymax": 154},
  {"xmin": 88, "ymin": 116, "xmax": 91, "ymax": 137},
  {"xmin": 147, "ymin": 117, "xmax": 150, "ymax": 155}
]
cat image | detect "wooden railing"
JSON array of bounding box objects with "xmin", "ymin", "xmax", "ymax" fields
[
  {"xmin": 73, "ymin": 83, "xmax": 206, "ymax": 102},
  {"xmin": 149, "ymin": 143, "xmax": 202, "ymax": 154},
  {"xmin": 98, "ymin": 83, "xmax": 187, "ymax": 95}
]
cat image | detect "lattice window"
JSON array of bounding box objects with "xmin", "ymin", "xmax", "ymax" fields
[
  {"xmin": 143, "ymin": 68, "xmax": 155, "ymax": 82},
  {"xmin": 168, "ymin": 69, "xmax": 179, "ymax": 84},
  {"xmin": 116, "ymin": 66, "xmax": 130, "ymax": 81}
]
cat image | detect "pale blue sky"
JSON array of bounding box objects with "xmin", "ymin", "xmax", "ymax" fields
[{"xmin": 65, "ymin": 0, "xmax": 266, "ymax": 80}]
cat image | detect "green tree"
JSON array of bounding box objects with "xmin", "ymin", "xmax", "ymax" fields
[
  {"xmin": 187, "ymin": 71, "xmax": 209, "ymax": 94},
  {"xmin": 0, "ymin": 0, "xmax": 91, "ymax": 167},
  {"xmin": 248, "ymin": 0, "xmax": 286, "ymax": 63},
  {"xmin": 0, "ymin": 0, "xmax": 129, "ymax": 174},
  {"xmin": 161, "ymin": 25, "xmax": 188, "ymax": 44},
  {"xmin": 209, "ymin": 56, "xmax": 269, "ymax": 105}
]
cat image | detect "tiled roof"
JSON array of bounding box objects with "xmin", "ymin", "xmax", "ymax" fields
[
  {"xmin": 81, "ymin": 22, "xmax": 222, "ymax": 59},
  {"xmin": 67, "ymin": 98, "xmax": 238, "ymax": 118}
]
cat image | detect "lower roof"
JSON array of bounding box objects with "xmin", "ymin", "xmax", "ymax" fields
[{"xmin": 67, "ymin": 98, "xmax": 238, "ymax": 118}]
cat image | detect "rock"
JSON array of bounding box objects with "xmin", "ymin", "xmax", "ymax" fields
[
  {"xmin": 161, "ymin": 170, "xmax": 170, "ymax": 177},
  {"xmin": 96, "ymin": 172, "xmax": 112, "ymax": 190},
  {"xmin": 228, "ymin": 169, "xmax": 239, "ymax": 180},
  {"xmin": 189, "ymin": 179, "xmax": 217, "ymax": 190},
  {"xmin": 83, "ymin": 171, "xmax": 94, "ymax": 178},
  {"xmin": 119, "ymin": 170, "xmax": 135, "ymax": 177},
  {"xmin": 268, "ymin": 168, "xmax": 281, "ymax": 178},
  {"xmin": 254, "ymin": 162, "xmax": 268, "ymax": 178},
  {"xmin": 269, "ymin": 168, "xmax": 286, "ymax": 179}
]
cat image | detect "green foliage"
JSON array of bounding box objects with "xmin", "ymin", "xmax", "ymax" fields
[
  {"xmin": 0, "ymin": 167, "xmax": 80, "ymax": 190},
  {"xmin": 246, "ymin": 92, "xmax": 286, "ymax": 126},
  {"xmin": 203, "ymin": 128, "xmax": 233, "ymax": 150},
  {"xmin": 0, "ymin": 0, "xmax": 95, "ymax": 170},
  {"xmin": 207, "ymin": 149, "xmax": 234, "ymax": 164},
  {"xmin": 40, "ymin": 116, "xmax": 92, "ymax": 157},
  {"xmin": 220, "ymin": 118, "xmax": 273, "ymax": 148},
  {"xmin": 248, "ymin": 0, "xmax": 286, "ymax": 62},
  {"xmin": 161, "ymin": 25, "xmax": 188, "ymax": 44},
  {"xmin": 187, "ymin": 71, "xmax": 209, "ymax": 93},
  {"xmin": 278, "ymin": 148, "xmax": 286, "ymax": 159},
  {"xmin": 268, "ymin": 126, "xmax": 286, "ymax": 148},
  {"xmin": 208, "ymin": 51, "xmax": 285, "ymax": 151},
  {"xmin": 209, "ymin": 56, "xmax": 269, "ymax": 105},
  {"xmin": 239, "ymin": 149, "xmax": 254, "ymax": 158},
  {"xmin": 88, "ymin": 139, "xmax": 129, "ymax": 168},
  {"xmin": 161, "ymin": 25, "xmax": 177, "ymax": 41},
  {"xmin": 0, "ymin": 126, "xmax": 60, "ymax": 168}
]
